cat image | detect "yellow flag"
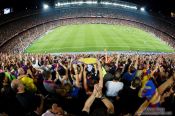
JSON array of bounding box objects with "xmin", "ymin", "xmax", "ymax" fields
[{"xmin": 79, "ymin": 58, "xmax": 97, "ymax": 64}]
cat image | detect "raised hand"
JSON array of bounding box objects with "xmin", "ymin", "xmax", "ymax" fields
[
  {"xmin": 97, "ymin": 59, "xmax": 101, "ymax": 69},
  {"xmin": 73, "ymin": 63, "xmax": 77, "ymax": 70}
]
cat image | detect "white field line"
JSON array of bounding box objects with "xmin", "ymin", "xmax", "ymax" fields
[
  {"xmin": 27, "ymin": 45, "xmax": 173, "ymax": 53},
  {"xmin": 26, "ymin": 51, "xmax": 175, "ymax": 55},
  {"xmin": 27, "ymin": 45, "xmax": 155, "ymax": 51}
]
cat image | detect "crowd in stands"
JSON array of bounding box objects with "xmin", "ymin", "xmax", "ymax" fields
[
  {"xmin": 0, "ymin": 21, "xmax": 57, "ymax": 53},
  {"xmin": 0, "ymin": 53, "xmax": 175, "ymax": 116},
  {"xmin": 0, "ymin": 5, "xmax": 175, "ymax": 49}
]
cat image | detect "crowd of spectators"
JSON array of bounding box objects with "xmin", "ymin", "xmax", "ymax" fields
[
  {"xmin": 0, "ymin": 4, "xmax": 175, "ymax": 49},
  {"xmin": 0, "ymin": 53, "xmax": 175, "ymax": 116},
  {"xmin": 0, "ymin": 21, "xmax": 57, "ymax": 53}
]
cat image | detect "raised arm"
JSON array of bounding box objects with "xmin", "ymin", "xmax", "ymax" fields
[
  {"xmin": 24, "ymin": 55, "xmax": 28, "ymax": 66},
  {"xmin": 83, "ymin": 64, "xmax": 88, "ymax": 93},
  {"xmin": 73, "ymin": 64, "xmax": 80, "ymax": 87},
  {"xmin": 54, "ymin": 65, "xmax": 60, "ymax": 83},
  {"xmin": 82, "ymin": 83, "xmax": 114, "ymax": 114},
  {"xmin": 82, "ymin": 84, "xmax": 99, "ymax": 113},
  {"xmin": 68, "ymin": 57, "xmax": 73, "ymax": 71},
  {"xmin": 78, "ymin": 64, "xmax": 83, "ymax": 81},
  {"xmin": 59, "ymin": 61, "xmax": 68, "ymax": 84},
  {"xmin": 101, "ymin": 97, "xmax": 115, "ymax": 114},
  {"xmin": 134, "ymin": 54, "xmax": 139, "ymax": 69},
  {"xmin": 97, "ymin": 60, "xmax": 103, "ymax": 88},
  {"xmin": 151, "ymin": 63, "xmax": 159, "ymax": 77},
  {"xmin": 115, "ymin": 54, "xmax": 120, "ymax": 67}
]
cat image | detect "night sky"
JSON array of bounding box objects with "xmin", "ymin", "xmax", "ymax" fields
[{"xmin": 0, "ymin": 0, "xmax": 54, "ymax": 11}]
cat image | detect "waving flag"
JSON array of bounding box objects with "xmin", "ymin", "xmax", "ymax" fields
[{"xmin": 78, "ymin": 58, "xmax": 97, "ymax": 64}]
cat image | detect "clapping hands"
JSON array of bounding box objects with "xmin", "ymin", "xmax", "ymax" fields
[{"xmin": 92, "ymin": 83, "xmax": 103, "ymax": 98}]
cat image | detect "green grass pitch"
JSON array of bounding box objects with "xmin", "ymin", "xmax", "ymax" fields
[{"xmin": 25, "ymin": 24, "xmax": 174, "ymax": 53}]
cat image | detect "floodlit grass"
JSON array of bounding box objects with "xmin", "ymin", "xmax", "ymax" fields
[{"xmin": 25, "ymin": 24, "xmax": 174, "ymax": 53}]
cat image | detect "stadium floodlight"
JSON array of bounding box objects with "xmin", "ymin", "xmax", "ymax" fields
[
  {"xmin": 43, "ymin": 4, "xmax": 49, "ymax": 10},
  {"xmin": 140, "ymin": 7, "xmax": 145, "ymax": 12},
  {"xmin": 101, "ymin": 2, "xmax": 137, "ymax": 10},
  {"xmin": 4, "ymin": 8, "xmax": 11, "ymax": 14},
  {"xmin": 55, "ymin": 1, "xmax": 137, "ymax": 10},
  {"xmin": 102, "ymin": 2, "xmax": 110, "ymax": 5}
]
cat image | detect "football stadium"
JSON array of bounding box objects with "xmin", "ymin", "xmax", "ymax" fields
[
  {"xmin": 0, "ymin": 0, "xmax": 175, "ymax": 116},
  {"xmin": 26, "ymin": 24, "xmax": 173, "ymax": 53}
]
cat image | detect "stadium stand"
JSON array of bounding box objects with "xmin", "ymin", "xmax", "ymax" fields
[
  {"xmin": 0, "ymin": 4, "xmax": 175, "ymax": 52},
  {"xmin": 1, "ymin": 17, "xmax": 175, "ymax": 53}
]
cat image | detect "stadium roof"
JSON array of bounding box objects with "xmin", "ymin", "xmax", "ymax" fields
[{"xmin": 0, "ymin": 0, "xmax": 174, "ymax": 16}]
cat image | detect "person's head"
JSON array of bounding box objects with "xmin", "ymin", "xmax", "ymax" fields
[
  {"xmin": 172, "ymin": 72, "xmax": 175, "ymax": 81},
  {"xmin": 77, "ymin": 65, "xmax": 81, "ymax": 74},
  {"xmin": 44, "ymin": 60, "xmax": 49, "ymax": 66},
  {"xmin": 18, "ymin": 68, "xmax": 25, "ymax": 76},
  {"xmin": 0, "ymin": 72, "xmax": 11, "ymax": 86},
  {"xmin": 51, "ymin": 103, "xmax": 64, "ymax": 116},
  {"xmin": 64, "ymin": 83, "xmax": 72, "ymax": 93},
  {"xmin": 163, "ymin": 86, "xmax": 172, "ymax": 97},
  {"xmin": 170, "ymin": 83, "xmax": 175, "ymax": 95},
  {"xmin": 171, "ymin": 83, "xmax": 175, "ymax": 93},
  {"xmin": 45, "ymin": 99, "xmax": 64, "ymax": 116},
  {"xmin": 32, "ymin": 95, "xmax": 43, "ymax": 115},
  {"xmin": 90, "ymin": 108, "xmax": 108, "ymax": 116},
  {"xmin": 114, "ymin": 71, "xmax": 121, "ymax": 81},
  {"xmin": 0, "ymin": 72, "xmax": 5, "ymax": 83},
  {"xmin": 143, "ymin": 62, "xmax": 147, "ymax": 69},
  {"xmin": 104, "ymin": 65, "xmax": 110, "ymax": 72},
  {"xmin": 11, "ymin": 79, "xmax": 25, "ymax": 93},
  {"xmin": 31, "ymin": 67, "xmax": 37, "ymax": 75},
  {"xmin": 138, "ymin": 64, "xmax": 143, "ymax": 70},
  {"xmin": 0, "ymin": 72, "xmax": 5, "ymax": 88},
  {"xmin": 43, "ymin": 70, "xmax": 52, "ymax": 80},
  {"xmin": 130, "ymin": 78, "xmax": 141, "ymax": 89},
  {"xmin": 135, "ymin": 70, "xmax": 143, "ymax": 78},
  {"xmin": 129, "ymin": 65, "xmax": 136, "ymax": 73},
  {"xmin": 104, "ymin": 73, "xmax": 113, "ymax": 83},
  {"xmin": 3, "ymin": 75, "xmax": 9, "ymax": 85}
]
